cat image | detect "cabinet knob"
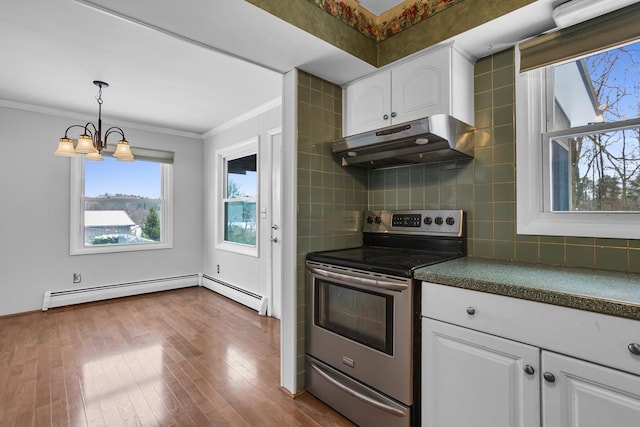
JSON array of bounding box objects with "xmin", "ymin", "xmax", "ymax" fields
[
  {"xmin": 466, "ymin": 307, "xmax": 475, "ymax": 315},
  {"xmin": 629, "ymin": 343, "xmax": 640, "ymax": 355},
  {"xmin": 391, "ymin": 112, "xmax": 397, "ymax": 118},
  {"xmin": 543, "ymin": 372, "xmax": 556, "ymax": 383},
  {"xmin": 383, "ymin": 114, "xmax": 389, "ymax": 120},
  {"xmin": 523, "ymin": 365, "xmax": 535, "ymax": 375}
]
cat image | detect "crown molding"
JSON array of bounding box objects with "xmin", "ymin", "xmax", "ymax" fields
[
  {"xmin": 0, "ymin": 98, "xmax": 203, "ymax": 140},
  {"xmin": 204, "ymin": 97, "xmax": 282, "ymax": 138}
]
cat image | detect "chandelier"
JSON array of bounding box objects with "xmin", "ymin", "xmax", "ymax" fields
[{"xmin": 54, "ymin": 80, "xmax": 134, "ymax": 161}]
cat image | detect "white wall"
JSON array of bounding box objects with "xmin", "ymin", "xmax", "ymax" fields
[
  {"xmin": 202, "ymin": 104, "xmax": 282, "ymax": 298},
  {"xmin": 0, "ymin": 107, "xmax": 204, "ymax": 316}
]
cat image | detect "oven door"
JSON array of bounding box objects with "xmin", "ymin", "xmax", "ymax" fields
[{"xmin": 306, "ymin": 260, "xmax": 414, "ymax": 406}]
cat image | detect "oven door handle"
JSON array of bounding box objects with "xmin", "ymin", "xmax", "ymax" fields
[
  {"xmin": 308, "ymin": 360, "xmax": 408, "ymax": 418},
  {"xmin": 307, "ymin": 266, "xmax": 408, "ymax": 291}
]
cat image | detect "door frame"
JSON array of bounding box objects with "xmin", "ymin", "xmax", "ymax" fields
[{"xmin": 267, "ymin": 127, "xmax": 282, "ymax": 318}]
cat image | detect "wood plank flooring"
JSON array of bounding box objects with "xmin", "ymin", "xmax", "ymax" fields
[{"xmin": 0, "ymin": 287, "xmax": 355, "ymax": 426}]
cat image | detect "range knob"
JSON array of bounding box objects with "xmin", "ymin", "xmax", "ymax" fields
[
  {"xmin": 366, "ymin": 216, "xmax": 374, "ymax": 224},
  {"xmin": 424, "ymin": 217, "xmax": 433, "ymax": 225},
  {"xmin": 374, "ymin": 216, "xmax": 382, "ymax": 224},
  {"xmin": 434, "ymin": 217, "xmax": 444, "ymax": 225},
  {"xmin": 446, "ymin": 217, "xmax": 455, "ymax": 226}
]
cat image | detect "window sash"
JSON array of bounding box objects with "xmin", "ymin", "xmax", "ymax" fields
[{"xmin": 542, "ymin": 119, "xmax": 640, "ymax": 213}]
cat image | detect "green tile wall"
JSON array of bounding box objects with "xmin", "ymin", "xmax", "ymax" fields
[
  {"xmin": 367, "ymin": 48, "xmax": 640, "ymax": 272},
  {"xmin": 296, "ymin": 71, "xmax": 368, "ymax": 389}
]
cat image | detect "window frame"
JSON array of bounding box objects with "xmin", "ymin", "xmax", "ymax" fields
[
  {"xmin": 70, "ymin": 153, "xmax": 174, "ymax": 255},
  {"xmin": 515, "ymin": 47, "xmax": 640, "ymax": 239},
  {"xmin": 215, "ymin": 136, "xmax": 260, "ymax": 257}
]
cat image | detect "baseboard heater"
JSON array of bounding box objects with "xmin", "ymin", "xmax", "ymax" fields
[
  {"xmin": 42, "ymin": 274, "xmax": 200, "ymax": 311},
  {"xmin": 201, "ymin": 274, "xmax": 267, "ymax": 314}
]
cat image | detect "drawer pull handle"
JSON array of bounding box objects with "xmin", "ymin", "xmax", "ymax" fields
[
  {"xmin": 543, "ymin": 372, "xmax": 556, "ymax": 383},
  {"xmin": 629, "ymin": 343, "xmax": 640, "ymax": 355},
  {"xmin": 523, "ymin": 365, "xmax": 535, "ymax": 375},
  {"xmin": 466, "ymin": 307, "xmax": 475, "ymax": 315}
]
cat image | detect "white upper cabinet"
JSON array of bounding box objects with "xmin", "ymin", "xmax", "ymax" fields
[
  {"xmin": 343, "ymin": 44, "xmax": 473, "ymax": 137},
  {"xmin": 345, "ymin": 71, "xmax": 391, "ymax": 136}
]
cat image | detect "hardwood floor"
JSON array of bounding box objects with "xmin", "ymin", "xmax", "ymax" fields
[{"xmin": 0, "ymin": 287, "xmax": 355, "ymax": 426}]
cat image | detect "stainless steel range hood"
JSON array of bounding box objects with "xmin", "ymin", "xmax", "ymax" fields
[{"xmin": 331, "ymin": 114, "xmax": 474, "ymax": 168}]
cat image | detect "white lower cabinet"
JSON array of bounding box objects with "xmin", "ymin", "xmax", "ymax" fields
[
  {"xmin": 422, "ymin": 318, "xmax": 540, "ymax": 427},
  {"xmin": 542, "ymin": 351, "xmax": 640, "ymax": 427},
  {"xmin": 421, "ymin": 282, "xmax": 640, "ymax": 427}
]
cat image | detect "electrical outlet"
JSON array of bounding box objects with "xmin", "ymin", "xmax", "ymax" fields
[{"xmin": 73, "ymin": 273, "xmax": 81, "ymax": 283}]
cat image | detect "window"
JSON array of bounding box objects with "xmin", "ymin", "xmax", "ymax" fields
[
  {"xmin": 216, "ymin": 137, "xmax": 259, "ymax": 256},
  {"xmin": 224, "ymin": 154, "xmax": 257, "ymax": 245},
  {"xmin": 517, "ymin": 36, "xmax": 640, "ymax": 239},
  {"xmin": 70, "ymin": 149, "xmax": 173, "ymax": 254}
]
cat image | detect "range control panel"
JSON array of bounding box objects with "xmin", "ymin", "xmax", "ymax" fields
[{"xmin": 363, "ymin": 210, "xmax": 464, "ymax": 237}]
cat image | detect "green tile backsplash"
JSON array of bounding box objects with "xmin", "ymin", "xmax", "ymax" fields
[{"xmin": 295, "ymin": 71, "xmax": 367, "ymax": 389}]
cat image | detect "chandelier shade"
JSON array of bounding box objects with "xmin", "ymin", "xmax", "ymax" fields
[{"xmin": 54, "ymin": 81, "xmax": 134, "ymax": 161}]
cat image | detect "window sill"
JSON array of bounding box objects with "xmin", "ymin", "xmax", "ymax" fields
[
  {"xmin": 71, "ymin": 241, "xmax": 173, "ymax": 256},
  {"xmin": 216, "ymin": 241, "xmax": 258, "ymax": 257}
]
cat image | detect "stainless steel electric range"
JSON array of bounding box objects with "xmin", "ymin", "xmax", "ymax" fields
[{"xmin": 305, "ymin": 209, "xmax": 466, "ymax": 427}]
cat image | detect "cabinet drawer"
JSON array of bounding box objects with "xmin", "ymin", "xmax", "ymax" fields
[{"xmin": 422, "ymin": 282, "xmax": 640, "ymax": 376}]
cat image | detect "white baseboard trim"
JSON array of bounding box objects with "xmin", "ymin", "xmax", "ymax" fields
[
  {"xmin": 201, "ymin": 274, "xmax": 264, "ymax": 312},
  {"xmin": 42, "ymin": 274, "xmax": 200, "ymax": 310}
]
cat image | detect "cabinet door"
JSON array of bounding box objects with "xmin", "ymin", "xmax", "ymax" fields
[
  {"xmin": 391, "ymin": 46, "xmax": 450, "ymax": 125},
  {"xmin": 542, "ymin": 351, "xmax": 640, "ymax": 427},
  {"xmin": 344, "ymin": 71, "xmax": 391, "ymax": 136},
  {"xmin": 422, "ymin": 318, "xmax": 540, "ymax": 427}
]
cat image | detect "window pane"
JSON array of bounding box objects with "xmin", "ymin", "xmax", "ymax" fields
[
  {"xmin": 552, "ymin": 41, "xmax": 639, "ymax": 131},
  {"xmin": 551, "ymin": 126, "xmax": 640, "ymax": 211},
  {"xmin": 226, "ymin": 154, "xmax": 257, "ymax": 198},
  {"xmin": 224, "ymin": 201, "xmax": 256, "ymax": 245},
  {"xmin": 84, "ymin": 156, "xmax": 163, "ymax": 246},
  {"xmin": 85, "ymin": 156, "xmax": 161, "ymax": 198}
]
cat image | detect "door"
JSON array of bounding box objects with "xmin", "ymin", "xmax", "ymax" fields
[
  {"xmin": 542, "ymin": 351, "xmax": 640, "ymax": 427},
  {"xmin": 392, "ymin": 46, "xmax": 450, "ymax": 124},
  {"xmin": 422, "ymin": 318, "xmax": 540, "ymax": 427},
  {"xmin": 344, "ymin": 71, "xmax": 391, "ymax": 136}
]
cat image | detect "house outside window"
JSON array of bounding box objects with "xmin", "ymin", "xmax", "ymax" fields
[
  {"xmin": 516, "ymin": 34, "xmax": 640, "ymax": 239},
  {"xmin": 70, "ymin": 149, "xmax": 174, "ymax": 254}
]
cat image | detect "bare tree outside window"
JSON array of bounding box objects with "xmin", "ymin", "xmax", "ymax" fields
[{"xmin": 551, "ymin": 41, "xmax": 640, "ymax": 212}]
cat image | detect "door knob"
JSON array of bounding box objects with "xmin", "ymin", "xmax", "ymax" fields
[
  {"xmin": 523, "ymin": 365, "xmax": 535, "ymax": 375},
  {"xmin": 543, "ymin": 372, "xmax": 556, "ymax": 383},
  {"xmin": 271, "ymin": 237, "xmax": 278, "ymax": 243},
  {"xmin": 272, "ymin": 224, "xmax": 279, "ymax": 230}
]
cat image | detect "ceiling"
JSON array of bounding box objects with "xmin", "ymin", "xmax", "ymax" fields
[
  {"xmin": 0, "ymin": 0, "xmax": 561, "ymax": 137},
  {"xmin": 358, "ymin": 0, "xmax": 406, "ymax": 15}
]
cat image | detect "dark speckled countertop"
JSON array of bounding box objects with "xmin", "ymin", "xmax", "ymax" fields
[{"xmin": 414, "ymin": 258, "xmax": 640, "ymax": 321}]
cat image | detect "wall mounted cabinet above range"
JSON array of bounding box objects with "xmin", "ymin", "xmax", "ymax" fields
[{"xmin": 343, "ymin": 44, "xmax": 474, "ymax": 137}]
